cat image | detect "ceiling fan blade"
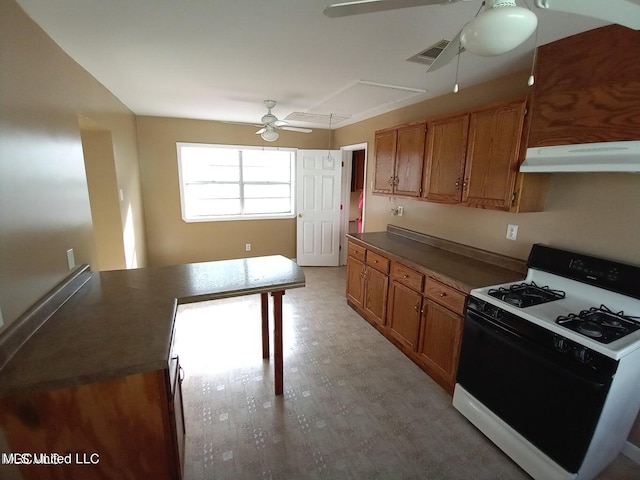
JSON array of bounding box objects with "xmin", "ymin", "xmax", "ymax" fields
[
  {"xmin": 255, "ymin": 127, "xmax": 267, "ymax": 135},
  {"xmin": 426, "ymin": 30, "xmax": 462, "ymax": 72},
  {"xmin": 223, "ymin": 121, "xmax": 263, "ymax": 128},
  {"xmin": 272, "ymin": 120, "xmax": 289, "ymax": 127},
  {"xmin": 534, "ymin": 0, "xmax": 640, "ymax": 30},
  {"xmin": 323, "ymin": 0, "xmax": 457, "ymax": 18},
  {"xmin": 280, "ymin": 126, "xmax": 313, "ymax": 133}
]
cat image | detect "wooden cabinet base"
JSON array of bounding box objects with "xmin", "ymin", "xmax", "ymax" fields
[{"xmin": 0, "ymin": 370, "xmax": 184, "ymax": 480}]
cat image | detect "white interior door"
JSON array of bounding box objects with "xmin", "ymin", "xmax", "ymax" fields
[{"xmin": 296, "ymin": 150, "xmax": 342, "ymax": 266}]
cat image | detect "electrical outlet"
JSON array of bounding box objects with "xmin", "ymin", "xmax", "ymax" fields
[
  {"xmin": 397, "ymin": 206, "xmax": 404, "ymax": 216},
  {"xmin": 66, "ymin": 248, "xmax": 76, "ymax": 270},
  {"xmin": 506, "ymin": 224, "xmax": 519, "ymax": 241},
  {"xmin": 245, "ymin": 243, "xmax": 251, "ymax": 252}
]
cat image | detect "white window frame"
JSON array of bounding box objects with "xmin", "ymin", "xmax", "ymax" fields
[{"xmin": 176, "ymin": 142, "xmax": 296, "ymax": 222}]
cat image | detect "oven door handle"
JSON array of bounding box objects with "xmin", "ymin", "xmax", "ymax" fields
[{"xmin": 465, "ymin": 310, "xmax": 610, "ymax": 391}]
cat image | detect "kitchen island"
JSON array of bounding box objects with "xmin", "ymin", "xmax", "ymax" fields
[{"xmin": 0, "ymin": 255, "xmax": 305, "ymax": 480}]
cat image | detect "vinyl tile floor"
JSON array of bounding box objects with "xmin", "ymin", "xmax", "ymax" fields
[{"xmin": 174, "ymin": 266, "xmax": 640, "ymax": 480}]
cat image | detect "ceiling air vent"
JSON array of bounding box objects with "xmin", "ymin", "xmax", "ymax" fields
[{"xmin": 408, "ymin": 40, "xmax": 451, "ymax": 66}]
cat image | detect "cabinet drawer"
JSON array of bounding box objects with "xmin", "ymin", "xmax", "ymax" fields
[
  {"xmin": 424, "ymin": 278, "xmax": 465, "ymax": 315},
  {"xmin": 391, "ymin": 262, "xmax": 424, "ymax": 292},
  {"xmin": 348, "ymin": 241, "xmax": 366, "ymax": 262},
  {"xmin": 366, "ymin": 250, "xmax": 390, "ymax": 274}
]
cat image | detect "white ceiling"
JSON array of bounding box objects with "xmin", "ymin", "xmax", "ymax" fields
[{"xmin": 16, "ymin": 0, "xmax": 608, "ymax": 129}]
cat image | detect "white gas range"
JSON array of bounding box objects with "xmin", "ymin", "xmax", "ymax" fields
[{"xmin": 453, "ymin": 244, "xmax": 640, "ymax": 480}]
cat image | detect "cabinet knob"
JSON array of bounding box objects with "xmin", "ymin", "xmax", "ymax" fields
[
  {"xmin": 403, "ymin": 274, "xmax": 409, "ymax": 279},
  {"xmin": 414, "ymin": 303, "xmax": 421, "ymax": 312},
  {"xmin": 439, "ymin": 292, "xmax": 447, "ymax": 297}
]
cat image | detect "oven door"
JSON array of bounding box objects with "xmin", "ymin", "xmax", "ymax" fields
[{"xmin": 457, "ymin": 308, "xmax": 615, "ymax": 473}]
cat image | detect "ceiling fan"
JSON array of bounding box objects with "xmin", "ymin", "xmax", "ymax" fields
[
  {"xmin": 323, "ymin": 0, "xmax": 640, "ymax": 71},
  {"xmin": 325, "ymin": 0, "xmax": 538, "ymax": 71},
  {"xmin": 249, "ymin": 100, "xmax": 312, "ymax": 142}
]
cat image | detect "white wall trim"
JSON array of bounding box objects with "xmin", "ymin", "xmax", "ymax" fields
[{"xmin": 622, "ymin": 441, "xmax": 640, "ymax": 465}]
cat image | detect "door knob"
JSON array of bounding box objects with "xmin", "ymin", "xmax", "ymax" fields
[{"xmin": 298, "ymin": 213, "xmax": 303, "ymax": 218}]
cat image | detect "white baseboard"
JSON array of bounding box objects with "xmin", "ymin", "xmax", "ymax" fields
[{"xmin": 622, "ymin": 441, "xmax": 640, "ymax": 465}]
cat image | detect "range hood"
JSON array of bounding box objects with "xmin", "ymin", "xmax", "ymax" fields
[{"xmin": 520, "ymin": 141, "xmax": 640, "ymax": 173}]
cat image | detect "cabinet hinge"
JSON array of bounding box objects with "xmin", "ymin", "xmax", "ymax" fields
[
  {"xmin": 341, "ymin": 161, "xmax": 345, "ymax": 167},
  {"xmin": 511, "ymin": 192, "xmax": 517, "ymax": 205},
  {"xmin": 524, "ymin": 108, "xmax": 528, "ymax": 116}
]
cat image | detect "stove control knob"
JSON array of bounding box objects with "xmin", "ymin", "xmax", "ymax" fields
[
  {"xmin": 574, "ymin": 347, "xmax": 592, "ymax": 364},
  {"xmin": 553, "ymin": 335, "xmax": 570, "ymax": 353}
]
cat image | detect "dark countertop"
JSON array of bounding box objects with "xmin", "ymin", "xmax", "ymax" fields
[
  {"xmin": 0, "ymin": 255, "xmax": 305, "ymax": 396},
  {"xmin": 347, "ymin": 231, "xmax": 526, "ymax": 293}
]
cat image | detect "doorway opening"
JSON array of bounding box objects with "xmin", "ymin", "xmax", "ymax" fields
[{"xmin": 339, "ymin": 143, "xmax": 367, "ymax": 266}]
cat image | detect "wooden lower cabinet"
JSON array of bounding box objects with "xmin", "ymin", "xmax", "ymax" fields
[
  {"xmin": 388, "ymin": 281, "xmax": 422, "ymax": 350},
  {"xmin": 418, "ymin": 299, "xmax": 463, "ymax": 394},
  {"xmin": 346, "ymin": 246, "xmax": 465, "ymax": 395},
  {"xmin": 0, "ymin": 366, "xmax": 185, "ymax": 480},
  {"xmin": 363, "ymin": 267, "xmax": 389, "ymax": 328},
  {"xmin": 346, "ymin": 255, "xmax": 365, "ymax": 309},
  {"xmin": 346, "ymin": 241, "xmax": 390, "ymax": 330}
]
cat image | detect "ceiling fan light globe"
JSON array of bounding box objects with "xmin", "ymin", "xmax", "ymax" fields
[
  {"xmin": 261, "ymin": 129, "xmax": 279, "ymax": 142},
  {"xmin": 460, "ymin": 7, "xmax": 537, "ymax": 56},
  {"xmin": 261, "ymin": 113, "xmax": 278, "ymax": 125}
]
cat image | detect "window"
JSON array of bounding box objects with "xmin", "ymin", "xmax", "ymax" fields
[{"xmin": 177, "ymin": 143, "xmax": 295, "ymax": 222}]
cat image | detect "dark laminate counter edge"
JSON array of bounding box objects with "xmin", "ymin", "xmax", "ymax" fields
[
  {"xmin": 0, "ymin": 265, "xmax": 92, "ymax": 370},
  {"xmin": 0, "ymin": 255, "xmax": 305, "ymax": 397},
  {"xmin": 347, "ymin": 230, "xmax": 526, "ymax": 293}
]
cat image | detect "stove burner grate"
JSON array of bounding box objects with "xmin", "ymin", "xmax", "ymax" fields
[
  {"xmin": 488, "ymin": 281, "xmax": 565, "ymax": 308},
  {"xmin": 556, "ymin": 305, "xmax": 640, "ymax": 343}
]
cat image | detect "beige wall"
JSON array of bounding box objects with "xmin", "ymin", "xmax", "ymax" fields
[
  {"xmin": 136, "ymin": 116, "xmax": 333, "ymax": 266},
  {"xmin": 80, "ymin": 127, "xmax": 127, "ymax": 270},
  {"xmin": 0, "ymin": 0, "xmax": 146, "ymax": 329},
  {"xmin": 334, "ymin": 71, "xmax": 640, "ymax": 265}
]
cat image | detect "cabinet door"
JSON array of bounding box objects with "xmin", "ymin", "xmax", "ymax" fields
[
  {"xmin": 418, "ymin": 300, "xmax": 463, "ymax": 393},
  {"xmin": 388, "ymin": 282, "xmax": 422, "ymax": 351},
  {"xmin": 346, "ymin": 256, "xmax": 365, "ymax": 308},
  {"xmin": 423, "ymin": 114, "xmax": 468, "ymax": 203},
  {"xmin": 372, "ymin": 130, "xmax": 397, "ymax": 194},
  {"xmin": 394, "ymin": 123, "xmax": 426, "ymax": 197},
  {"xmin": 463, "ymin": 102, "xmax": 525, "ymax": 210},
  {"xmin": 364, "ymin": 267, "xmax": 389, "ymax": 328}
]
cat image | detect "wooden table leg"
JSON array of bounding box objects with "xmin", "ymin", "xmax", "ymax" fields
[
  {"xmin": 271, "ymin": 290, "xmax": 285, "ymax": 396},
  {"xmin": 261, "ymin": 292, "xmax": 269, "ymax": 359}
]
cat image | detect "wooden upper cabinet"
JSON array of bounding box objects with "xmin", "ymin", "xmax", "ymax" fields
[
  {"xmin": 373, "ymin": 123, "xmax": 426, "ymax": 197},
  {"xmin": 372, "ymin": 98, "xmax": 547, "ymax": 212},
  {"xmin": 422, "ymin": 114, "xmax": 469, "ymax": 204},
  {"xmin": 394, "ymin": 123, "xmax": 426, "ymax": 197},
  {"xmin": 463, "ymin": 101, "xmax": 526, "ymax": 210},
  {"xmin": 528, "ymin": 25, "xmax": 640, "ymax": 147},
  {"xmin": 372, "ymin": 130, "xmax": 397, "ymax": 194}
]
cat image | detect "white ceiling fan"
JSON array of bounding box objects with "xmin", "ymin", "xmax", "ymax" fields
[
  {"xmin": 324, "ymin": 0, "xmax": 640, "ymax": 71},
  {"xmin": 247, "ymin": 100, "xmax": 312, "ymax": 142}
]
